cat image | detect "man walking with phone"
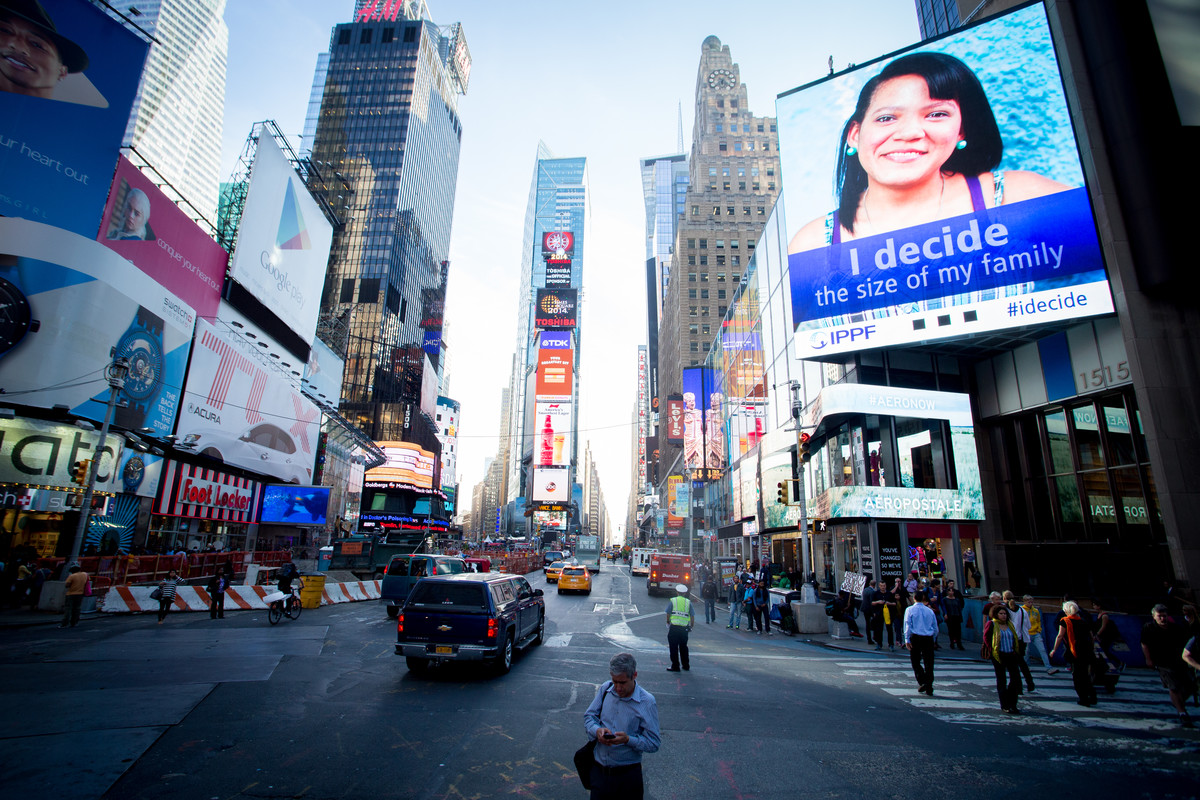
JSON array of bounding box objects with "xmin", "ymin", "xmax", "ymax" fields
[{"xmin": 584, "ymin": 652, "xmax": 661, "ymax": 799}]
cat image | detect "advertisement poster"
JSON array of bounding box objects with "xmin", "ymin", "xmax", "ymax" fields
[
  {"xmin": 665, "ymin": 395, "xmax": 684, "ymax": 444},
  {"xmin": 115, "ymin": 446, "xmax": 164, "ymax": 498},
  {"xmin": 0, "ymin": 0, "xmax": 148, "ymax": 236},
  {"xmin": 534, "ymin": 330, "xmax": 574, "ymax": 399},
  {"xmin": 301, "ymin": 337, "xmax": 346, "ymax": 408},
  {"xmin": 541, "ymin": 231, "xmax": 574, "ymax": 260},
  {"xmin": 682, "ymin": 367, "xmax": 724, "ymax": 470},
  {"xmin": 176, "ymin": 314, "xmax": 319, "ymax": 484},
  {"xmin": 534, "ymin": 288, "xmax": 578, "ymax": 329},
  {"xmin": 531, "ymin": 466, "xmax": 569, "ymax": 503},
  {"xmin": 226, "ymin": 133, "xmax": 333, "ymax": 343},
  {"xmin": 0, "ymin": 218, "xmax": 194, "ymax": 435},
  {"xmin": 363, "ymin": 441, "xmax": 436, "ymax": 491},
  {"xmin": 778, "ymin": 4, "xmax": 1110, "ymax": 357},
  {"xmin": 96, "ymin": 156, "xmax": 226, "ymax": 320},
  {"xmin": 0, "ymin": 416, "xmax": 125, "ymax": 493},
  {"xmin": 666, "ymin": 474, "xmax": 683, "ymax": 529},
  {"xmin": 533, "ymin": 401, "xmax": 572, "ymax": 467}
]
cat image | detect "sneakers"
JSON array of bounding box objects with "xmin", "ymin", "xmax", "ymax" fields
[
  {"xmin": 1047, "ymin": 668, "xmax": 1060, "ymax": 675},
  {"xmin": 849, "ymin": 632, "xmax": 864, "ymax": 638},
  {"xmin": 1180, "ymin": 715, "xmax": 1194, "ymax": 729}
]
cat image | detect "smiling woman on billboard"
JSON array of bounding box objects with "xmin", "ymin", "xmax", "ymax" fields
[
  {"xmin": 788, "ymin": 52, "xmax": 1067, "ymax": 251},
  {"xmin": 779, "ymin": 4, "xmax": 1111, "ymax": 357}
]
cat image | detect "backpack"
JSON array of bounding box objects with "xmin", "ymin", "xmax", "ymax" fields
[
  {"xmin": 279, "ymin": 562, "xmax": 298, "ymax": 580},
  {"xmin": 825, "ymin": 600, "xmax": 836, "ymax": 617}
]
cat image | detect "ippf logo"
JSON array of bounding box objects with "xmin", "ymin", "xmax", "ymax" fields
[{"xmin": 179, "ymin": 475, "xmax": 252, "ymax": 511}]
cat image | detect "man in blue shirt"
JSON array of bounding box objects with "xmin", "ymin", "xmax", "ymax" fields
[
  {"xmin": 904, "ymin": 589, "xmax": 939, "ymax": 696},
  {"xmin": 584, "ymin": 652, "xmax": 662, "ymax": 799}
]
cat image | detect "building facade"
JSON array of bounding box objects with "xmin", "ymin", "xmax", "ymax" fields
[
  {"xmin": 104, "ymin": 0, "xmax": 228, "ymax": 222},
  {"xmin": 306, "ymin": 2, "xmax": 469, "ymax": 451}
]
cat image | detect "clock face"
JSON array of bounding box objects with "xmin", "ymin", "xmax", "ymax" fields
[
  {"xmin": 0, "ymin": 276, "xmax": 37, "ymax": 356},
  {"xmin": 707, "ymin": 68, "xmax": 735, "ymax": 90},
  {"xmin": 116, "ymin": 330, "xmax": 164, "ymax": 401},
  {"xmin": 123, "ymin": 455, "xmax": 145, "ymax": 491}
]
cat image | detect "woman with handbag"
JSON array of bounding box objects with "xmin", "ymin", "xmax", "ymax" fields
[
  {"xmin": 985, "ymin": 605, "xmax": 1023, "ymax": 713},
  {"xmin": 157, "ymin": 569, "xmax": 180, "ymax": 624}
]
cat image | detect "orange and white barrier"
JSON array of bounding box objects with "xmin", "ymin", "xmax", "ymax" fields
[{"xmin": 99, "ymin": 580, "xmax": 383, "ymax": 614}]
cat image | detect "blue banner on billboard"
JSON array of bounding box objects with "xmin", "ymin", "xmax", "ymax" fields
[{"xmin": 0, "ymin": 0, "xmax": 148, "ymax": 236}]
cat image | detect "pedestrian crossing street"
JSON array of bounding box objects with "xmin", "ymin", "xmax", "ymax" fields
[{"xmin": 838, "ymin": 657, "xmax": 1200, "ymax": 735}]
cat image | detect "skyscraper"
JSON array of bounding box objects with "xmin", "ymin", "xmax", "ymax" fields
[
  {"xmin": 307, "ymin": 1, "xmax": 470, "ymax": 450},
  {"xmin": 657, "ymin": 37, "xmax": 781, "ymax": 476},
  {"xmin": 503, "ymin": 145, "xmax": 589, "ymax": 532},
  {"xmin": 105, "ymin": 0, "xmax": 228, "ymax": 222}
]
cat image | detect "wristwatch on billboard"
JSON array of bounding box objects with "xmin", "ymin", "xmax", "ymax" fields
[
  {"xmin": 0, "ymin": 275, "xmax": 40, "ymax": 358},
  {"xmin": 122, "ymin": 453, "xmax": 146, "ymax": 493},
  {"xmin": 114, "ymin": 306, "xmax": 166, "ymax": 430}
]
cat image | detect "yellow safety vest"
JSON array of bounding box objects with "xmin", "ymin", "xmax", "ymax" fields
[{"xmin": 669, "ymin": 596, "xmax": 691, "ymax": 627}]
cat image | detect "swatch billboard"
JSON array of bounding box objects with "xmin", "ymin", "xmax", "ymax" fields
[
  {"xmin": 176, "ymin": 311, "xmax": 319, "ymax": 485},
  {"xmin": 227, "ymin": 133, "xmax": 333, "ymax": 343},
  {"xmin": 97, "ymin": 156, "xmax": 226, "ymax": 321},
  {"xmin": 778, "ymin": 4, "xmax": 1110, "ymax": 357},
  {"xmin": 0, "ymin": 0, "xmax": 148, "ymax": 236},
  {"xmin": 0, "ymin": 218, "xmax": 194, "ymax": 435}
]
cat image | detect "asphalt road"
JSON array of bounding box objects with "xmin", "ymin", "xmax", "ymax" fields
[{"xmin": 1, "ymin": 564, "xmax": 1197, "ymax": 799}]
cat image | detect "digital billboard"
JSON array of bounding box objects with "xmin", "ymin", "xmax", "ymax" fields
[
  {"xmin": 800, "ymin": 384, "xmax": 984, "ymax": 521},
  {"xmin": 226, "ymin": 133, "xmax": 333, "ymax": 343},
  {"xmin": 533, "ymin": 401, "xmax": 572, "ymax": 466},
  {"xmin": 0, "ymin": 0, "xmax": 148, "ymax": 236},
  {"xmin": 682, "ymin": 367, "xmax": 724, "ymax": 471},
  {"xmin": 97, "ymin": 156, "xmax": 226, "ymax": 320},
  {"xmin": 260, "ymin": 484, "xmax": 331, "ymax": 526},
  {"xmin": 534, "ymin": 288, "xmax": 578, "ymax": 329},
  {"xmin": 666, "ymin": 474, "xmax": 683, "ymax": 529},
  {"xmin": 534, "ymin": 330, "xmax": 574, "ymax": 399},
  {"xmin": 778, "ymin": 4, "xmax": 1110, "ymax": 357},
  {"xmin": 541, "ymin": 231, "xmax": 574, "ymax": 261},
  {"xmin": 176, "ymin": 311, "xmax": 319, "ymax": 485},
  {"xmin": 721, "ymin": 330, "xmax": 765, "ymax": 400},
  {"xmin": 364, "ymin": 441, "xmax": 436, "ymax": 491},
  {"xmin": 0, "ymin": 218, "xmax": 194, "ymax": 435},
  {"xmin": 531, "ymin": 466, "xmax": 569, "ymax": 503}
]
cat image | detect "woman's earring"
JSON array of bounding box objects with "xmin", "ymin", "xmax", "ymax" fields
[
  {"xmin": 845, "ymin": 144, "xmax": 857, "ymax": 156},
  {"xmin": 955, "ymin": 140, "xmax": 968, "ymax": 150}
]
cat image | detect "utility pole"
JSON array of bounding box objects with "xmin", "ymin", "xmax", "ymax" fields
[
  {"xmin": 790, "ymin": 383, "xmax": 817, "ymax": 603},
  {"xmin": 69, "ymin": 355, "xmax": 129, "ymax": 566}
]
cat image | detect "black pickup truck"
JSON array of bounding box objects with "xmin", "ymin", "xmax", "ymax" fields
[{"xmin": 395, "ymin": 572, "xmax": 545, "ymax": 675}]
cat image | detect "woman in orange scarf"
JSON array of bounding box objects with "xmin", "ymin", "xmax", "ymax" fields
[{"xmin": 1051, "ymin": 600, "xmax": 1098, "ymax": 706}]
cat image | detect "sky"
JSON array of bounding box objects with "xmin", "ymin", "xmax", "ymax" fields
[{"xmin": 220, "ymin": 0, "xmax": 920, "ymax": 535}]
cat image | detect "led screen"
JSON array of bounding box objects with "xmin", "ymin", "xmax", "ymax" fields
[
  {"xmin": 260, "ymin": 484, "xmax": 331, "ymax": 526},
  {"xmin": 777, "ymin": 4, "xmax": 1110, "ymax": 357}
]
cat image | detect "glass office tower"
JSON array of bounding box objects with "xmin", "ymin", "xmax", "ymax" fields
[{"xmin": 308, "ymin": 8, "xmax": 468, "ymax": 447}]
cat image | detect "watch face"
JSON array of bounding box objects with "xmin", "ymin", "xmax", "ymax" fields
[
  {"xmin": 707, "ymin": 68, "xmax": 735, "ymax": 90},
  {"xmin": 0, "ymin": 276, "xmax": 38, "ymax": 356},
  {"xmin": 123, "ymin": 455, "xmax": 145, "ymax": 491},
  {"xmin": 117, "ymin": 329, "xmax": 164, "ymax": 401}
]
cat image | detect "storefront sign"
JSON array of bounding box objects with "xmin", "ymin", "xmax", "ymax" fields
[
  {"xmin": 0, "ymin": 417, "xmax": 123, "ymax": 491},
  {"xmin": 877, "ymin": 527, "xmax": 905, "ymax": 582},
  {"xmin": 154, "ymin": 461, "xmax": 260, "ymax": 522}
]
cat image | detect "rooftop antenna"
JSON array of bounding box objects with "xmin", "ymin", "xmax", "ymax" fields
[{"xmin": 677, "ymin": 101, "xmax": 685, "ymax": 153}]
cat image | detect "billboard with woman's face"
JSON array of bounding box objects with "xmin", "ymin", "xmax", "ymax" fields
[{"xmin": 778, "ymin": 4, "xmax": 1110, "ymax": 357}]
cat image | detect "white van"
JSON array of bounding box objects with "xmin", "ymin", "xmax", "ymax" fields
[{"xmin": 631, "ymin": 548, "xmax": 657, "ymax": 577}]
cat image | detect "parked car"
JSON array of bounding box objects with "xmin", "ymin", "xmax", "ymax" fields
[
  {"xmin": 395, "ymin": 572, "xmax": 545, "ymax": 674},
  {"xmin": 557, "ymin": 565, "xmax": 592, "ymax": 595},
  {"xmin": 381, "ymin": 554, "xmax": 468, "ymax": 617},
  {"xmin": 544, "ymin": 561, "xmax": 566, "ymax": 583}
]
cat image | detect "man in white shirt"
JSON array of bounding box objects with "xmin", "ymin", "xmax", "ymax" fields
[
  {"xmin": 1004, "ymin": 590, "xmax": 1036, "ymax": 693},
  {"xmin": 904, "ymin": 589, "xmax": 939, "ymax": 696}
]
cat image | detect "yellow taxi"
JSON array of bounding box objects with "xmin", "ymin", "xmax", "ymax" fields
[
  {"xmin": 557, "ymin": 565, "xmax": 592, "ymax": 595},
  {"xmin": 545, "ymin": 561, "xmax": 566, "ymax": 583}
]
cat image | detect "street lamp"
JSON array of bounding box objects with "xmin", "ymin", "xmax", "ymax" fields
[{"xmin": 68, "ymin": 354, "xmax": 130, "ymax": 566}]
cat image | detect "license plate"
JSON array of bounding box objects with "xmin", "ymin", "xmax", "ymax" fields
[{"xmin": 435, "ymin": 646, "xmax": 453, "ymax": 655}]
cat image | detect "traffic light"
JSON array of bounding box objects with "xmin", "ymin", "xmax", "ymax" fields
[
  {"xmin": 776, "ymin": 481, "xmax": 788, "ymax": 506},
  {"xmin": 71, "ymin": 460, "xmax": 91, "ymax": 485},
  {"xmin": 799, "ymin": 432, "xmax": 812, "ymax": 463}
]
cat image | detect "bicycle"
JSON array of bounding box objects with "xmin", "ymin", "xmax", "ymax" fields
[{"xmin": 266, "ymin": 587, "xmax": 303, "ymax": 625}]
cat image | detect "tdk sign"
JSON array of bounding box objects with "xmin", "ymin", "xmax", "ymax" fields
[{"xmin": 809, "ymin": 325, "xmax": 876, "ymax": 351}]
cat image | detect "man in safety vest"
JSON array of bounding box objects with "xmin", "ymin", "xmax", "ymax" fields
[{"xmin": 665, "ymin": 584, "xmax": 695, "ymax": 672}]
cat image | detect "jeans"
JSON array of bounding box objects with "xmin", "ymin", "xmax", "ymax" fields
[
  {"xmin": 704, "ymin": 598, "xmax": 716, "ymax": 622},
  {"xmin": 1025, "ymin": 632, "xmax": 1052, "ymax": 670},
  {"xmin": 728, "ymin": 596, "xmax": 742, "ymax": 627},
  {"xmin": 61, "ymin": 594, "xmax": 82, "ymax": 627}
]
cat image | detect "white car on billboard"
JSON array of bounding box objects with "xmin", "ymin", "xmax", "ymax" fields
[{"xmin": 181, "ymin": 423, "xmax": 312, "ymax": 485}]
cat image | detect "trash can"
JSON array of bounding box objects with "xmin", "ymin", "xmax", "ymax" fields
[{"xmin": 300, "ymin": 574, "xmax": 326, "ymax": 609}]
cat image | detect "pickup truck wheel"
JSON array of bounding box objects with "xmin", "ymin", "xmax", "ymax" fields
[
  {"xmin": 373, "ymin": 570, "xmax": 385, "ymax": 581},
  {"xmin": 385, "ymin": 604, "xmax": 399, "ymax": 619},
  {"xmin": 494, "ymin": 634, "xmax": 514, "ymax": 675},
  {"xmin": 533, "ymin": 613, "xmax": 545, "ymax": 645},
  {"xmin": 405, "ymin": 657, "xmax": 429, "ymax": 674}
]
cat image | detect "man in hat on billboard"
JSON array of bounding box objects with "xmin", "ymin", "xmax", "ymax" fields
[
  {"xmin": 665, "ymin": 584, "xmax": 694, "ymax": 672},
  {"xmin": 0, "ymin": 0, "xmax": 89, "ymax": 99}
]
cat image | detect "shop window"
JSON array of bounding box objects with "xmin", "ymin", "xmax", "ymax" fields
[
  {"xmin": 894, "ymin": 418, "xmax": 952, "ymax": 490},
  {"xmin": 1072, "ymin": 405, "xmax": 1105, "ymax": 470},
  {"xmin": 1103, "ymin": 403, "xmax": 1137, "ymax": 466},
  {"xmin": 1045, "ymin": 409, "xmax": 1073, "ymax": 474}
]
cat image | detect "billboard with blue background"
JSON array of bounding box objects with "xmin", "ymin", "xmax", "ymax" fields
[
  {"xmin": 0, "ymin": 0, "xmax": 148, "ymax": 236},
  {"xmin": 777, "ymin": 4, "xmax": 1110, "ymax": 357}
]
